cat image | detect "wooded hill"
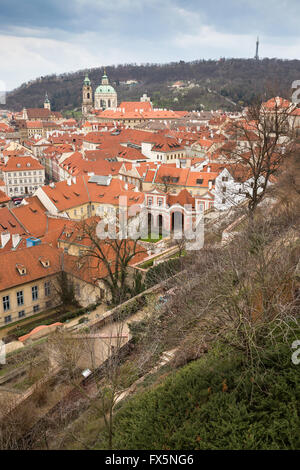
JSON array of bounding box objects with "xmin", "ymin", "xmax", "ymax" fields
[{"xmin": 4, "ymin": 58, "xmax": 300, "ymax": 113}]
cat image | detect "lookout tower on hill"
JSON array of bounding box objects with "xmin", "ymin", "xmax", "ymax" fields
[{"xmin": 255, "ymin": 36, "xmax": 259, "ymax": 60}]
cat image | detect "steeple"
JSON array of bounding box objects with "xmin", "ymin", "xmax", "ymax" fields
[
  {"xmin": 44, "ymin": 92, "xmax": 51, "ymax": 110},
  {"xmin": 82, "ymin": 73, "xmax": 93, "ymax": 116},
  {"xmin": 84, "ymin": 74, "xmax": 91, "ymax": 86},
  {"xmin": 101, "ymin": 68, "xmax": 109, "ymax": 85}
]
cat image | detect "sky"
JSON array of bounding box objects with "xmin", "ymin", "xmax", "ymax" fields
[{"xmin": 1, "ymin": 0, "xmax": 300, "ymax": 90}]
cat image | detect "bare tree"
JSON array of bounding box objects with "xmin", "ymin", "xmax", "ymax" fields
[
  {"xmin": 224, "ymin": 96, "xmax": 296, "ymax": 217},
  {"xmin": 44, "ymin": 315, "xmax": 138, "ymax": 450},
  {"xmin": 76, "ymin": 218, "xmax": 145, "ymax": 306},
  {"xmin": 160, "ymin": 175, "xmax": 175, "ymax": 194}
]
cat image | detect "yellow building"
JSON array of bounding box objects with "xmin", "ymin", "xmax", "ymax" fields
[{"xmin": 0, "ymin": 244, "xmax": 61, "ymax": 327}]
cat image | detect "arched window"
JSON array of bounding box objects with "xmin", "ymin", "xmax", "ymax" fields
[{"xmin": 87, "ymin": 92, "xmax": 90, "ymax": 99}]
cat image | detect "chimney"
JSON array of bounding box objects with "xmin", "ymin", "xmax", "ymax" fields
[
  {"xmin": 67, "ymin": 178, "xmax": 72, "ymax": 186},
  {"xmin": 208, "ymin": 180, "xmax": 213, "ymax": 190},
  {"xmin": 12, "ymin": 233, "xmax": 20, "ymax": 249},
  {"xmin": 72, "ymin": 176, "xmax": 76, "ymax": 184},
  {"xmin": 124, "ymin": 183, "xmax": 128, "ymax": 190},
  {"xmin": 1, "ymin": 231, "xmax": 10, "ymax": 248},
  {"xmin": 207, "ymin": 166, "xmax": 211, "ymax": 172}
]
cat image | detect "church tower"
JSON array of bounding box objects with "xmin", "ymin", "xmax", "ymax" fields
[
  {"xmin": 82, "ymin": 74, "xmax": 93, "ymax": 116},
  {"xmin": 44, "ymin": 92, "xmax": 51, "ymax": 111}
]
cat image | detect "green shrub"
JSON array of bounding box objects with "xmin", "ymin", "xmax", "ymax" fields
[
  {"xmin": 112, "ymin": 327, "xmax": 300, "ymax": 450},
  {"xmin": 113, "ymin": 296, "xmax": 146, "ymax": 322},
  {"xmin": 145, "ymin": 258, "xmax": 183, "ymax": 288}
]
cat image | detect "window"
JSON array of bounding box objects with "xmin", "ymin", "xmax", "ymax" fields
[
  {"xmin": 17, "ymin": 290, "xmax": 24, "ymax": 306},
  {"xmin": 32, "ymin": 285, "xmax": 38, "ymax": 301},
  {"xmin": 45, "ymin": 300, "xmax": 52, "ymax": 309},
  {"xmin": 18, "ymin": 310, "xmax": 25, "ymax": 318},
  {"xmin": 222, "ymin": 198, "xmax": 226, "ymax": 204},
  {"xmin": 4, "ymin": 315, "xmax": 12, "ymax": 324},
  {"xmin": 3, "ymin": 296, "xmax": 10, "ymax": 312},
  {"xmin": 196, "ymin": 178, "xmax": 203, "ymax": 185},
  {"xmin": 222, "ymin": 186, "xmax": 226, "ymax": 193},
  {"xmin": 44, "ymin": 281, "xmax": 51, "ymax": 297},
  {"xmin": 147, "ymin": 197, "xmax": 153, "ymax": 206},
  {"xmin": 222, "ymin": 176, "xmax": 228, "ymax": 182},
  {"xmin": 158, "ymin": 198, "xmax": 163, "ymax": 206},
  {"xmin": 33, "ymin": 305, "xmax": 40, "ymax": 313}
]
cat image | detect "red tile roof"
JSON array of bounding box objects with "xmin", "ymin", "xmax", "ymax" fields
[
  {"xmin": 2, "ymin": 156, "xmax": 44, "ymax": 172},
  {"xmin": 0, "ymin": 243, "xmax": 61, "ymax": 291}
]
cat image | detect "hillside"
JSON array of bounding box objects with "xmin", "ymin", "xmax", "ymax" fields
[
  {"xmin": 4, "ymin": 58, "xmax": 300, "ymax": 113},
  {"xmin": 50, "ymin": 163, "xmax": 300, "ymax": 450}
]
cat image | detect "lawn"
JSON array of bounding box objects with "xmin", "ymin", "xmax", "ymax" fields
[{"xmin": 140, "ymin": 233, "xmax": 165, "ymax": 243}]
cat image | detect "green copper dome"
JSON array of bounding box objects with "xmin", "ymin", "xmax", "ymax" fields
[
  {"xmin": 95, "ymin": 70, "xmax": 116, "ymax": 94},
  {"xmin": 95, "ymin": 84, "xmax": 116, "ymax": 94}
]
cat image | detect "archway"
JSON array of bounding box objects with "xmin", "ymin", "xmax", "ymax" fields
[
  {"xmin": 147, "ymin": 213, "xmax": 153, "ymax": 238},
  {"xmin": 171, "ymin": 211, "xmax": 184, "ymax": 232},
  {"xmin": 158, "ymin": 214, "xmax": 163, "ymax": 236}
]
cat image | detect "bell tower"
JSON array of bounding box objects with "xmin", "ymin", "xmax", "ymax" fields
[
  {"xmin": 82, "ymin": 74, "xmax": 93, "ymax": 116},
  {"xmin": 44, "ymin": 92, "xmax": 51, "ymax": 111}
]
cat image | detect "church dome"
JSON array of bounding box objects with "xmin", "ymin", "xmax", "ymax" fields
[{"xmin": 95, "ymin": 84, "xmax": 116, "ymax": 94}]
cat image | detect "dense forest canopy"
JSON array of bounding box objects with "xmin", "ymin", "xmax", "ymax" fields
[{"xmin": 3, "ymin": 58, "xmax": 300, "ymax": 113}]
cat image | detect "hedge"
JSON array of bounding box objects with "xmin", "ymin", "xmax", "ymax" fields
[{"xmin": 145, "ymin": 257, "xmax": 183, "ymax": 288}]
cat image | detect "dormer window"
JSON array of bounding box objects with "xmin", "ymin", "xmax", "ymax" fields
[
  {"xmin": 16, "ymin": 264, "xmax": 27, "ymax": 275},
  {"xmin": 39, "ymin": 258, "xmax": 50, "ymax": 268}
]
